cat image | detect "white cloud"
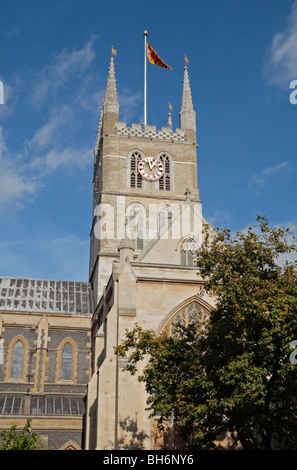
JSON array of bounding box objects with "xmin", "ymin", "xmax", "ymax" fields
[
  {"xmin": 0, "ymin": 126, "xmax": 39, "ymax": 211},
  {"xmin": 0, "ymin": 35, "xmax": 143, "ymax": 216},
  {"xmin": 32, "ymin": 35, "xmax": 97, "ymax": 105},
  {"xmin": 249, "ymin": 161, "xmax": 289, "ymax": 189},
  {"xmin": 45, "ymin": 146, "xmax": 92, "ymax": 171},
  {"xmin": 265, "ymin": 1, "xmax": 297, "ymax": 88},
  {"xmin": 0, "ymin": 37, "xmax": 99, "ymax": 213},
  {"xmin": 29, "ymin": 111, "xmax": 66, "ymax": 150},
  {"xmin": 118, "ymin": 89, "xmax": 143, "ymax": 123}
]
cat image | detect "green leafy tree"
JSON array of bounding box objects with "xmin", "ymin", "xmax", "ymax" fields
[
  {"xmin": 0, "ymin": 418, "xmax": 42, "ymax": 450},
  {"xmin": 116, "ymin": 216, "xmax": 297, "ymax": 450}
]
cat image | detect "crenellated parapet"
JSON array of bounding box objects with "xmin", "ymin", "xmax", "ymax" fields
[{"xmin": 115, "ymin": 122, "xmax": 186, "ymax": 142}]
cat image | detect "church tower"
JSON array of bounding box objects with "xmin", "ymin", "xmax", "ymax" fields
[
  {"xmin": 86, "ymin": 50, "xmax": 214, "ymax": 450},
  {"xmin": 89, "ymin": 53, "xmax": 202, "ymax": 306}
]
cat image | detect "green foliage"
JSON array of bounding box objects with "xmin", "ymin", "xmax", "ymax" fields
[
  {"xmin": 115, "ymin": 216, "xmax": 297, "ymax": 450},
  {"xmin": 0, "ymin": 418, "xmax": 42, "ymax": 450}
]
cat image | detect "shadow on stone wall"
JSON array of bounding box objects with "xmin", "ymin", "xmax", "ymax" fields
[{"xmin": 118, "ymin": 416, "xmax": 149, "ymax": 450}]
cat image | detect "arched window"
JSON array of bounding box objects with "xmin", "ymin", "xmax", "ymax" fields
[
  {"xmin": 56, "ymin": 339, "xmax": 77, "ymax": 383},
  {"xmin": 180, "ymin": 238, "xmax": 199, "ymax": 266},
  {"xmin": 130, "ymin": 151, "xmax": 143, "ymax": 189},
  {"xmin": 159, "ymin": 299, "xmax": 211, "ymax": 338},
  {"xmin": 158, "ymin": 204, "xmax": 174, "ymax": 233},
  {"xmin": 61, "ymin": 343, "xmax": 73, "ymax": 381},
  {"xmin": 158, "ymin": 154, "xmax": 172, "ymax": 191},
  {"xmin": 11, "ymin": 341, "xmax": 24, "ymax": 379},
  {"xmin": 126, "ymin": 203, "xmax": 146, "ymax": 251}
]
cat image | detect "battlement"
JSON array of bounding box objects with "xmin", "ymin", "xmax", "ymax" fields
[{"xmin": 115, "ymin": 122, "xmax": 186, "ymax": 142}]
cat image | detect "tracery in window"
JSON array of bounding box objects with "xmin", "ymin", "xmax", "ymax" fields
[
  {"xmin": 158, "ymin": 154, "xmax": 172, "ymax": 191},
  {"xmin": 126, "ymin": 203, "xmax": 146, "ymax": 251},
  {"xmin": 164, "ymin": 301, "xmax": 210, "ymax": 338},
  {"xmin": 180, "ymin": 238, "xmax": 198, "ymax": 266},
  {"xmin": 130, "ymin": 151, "xmax": 143, "ymax": 189}
]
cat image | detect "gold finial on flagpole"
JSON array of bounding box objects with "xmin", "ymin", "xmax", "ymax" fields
[
  {"xmin": 184, "ymin": 54, "xmax": 189, "ymax": 67},
  {"xmin": 111, "ymin": 45, "xmax": 117, "ymax": 56}
]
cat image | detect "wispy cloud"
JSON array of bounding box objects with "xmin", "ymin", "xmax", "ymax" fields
[
  {"xmin": 32, "ymin": 35, "xmax": 97, "ymax": 106},
  {"xmin": 27, "ymin": 103, "xmax": 93, "ymax": 172},
  {"xmin": 118, "ymin": 89, "xmax": 143, "ymax": 124},
  {"xmin": 249, "ymin": 161, "xmax": 289, "ymax": 190},
  {"xmin": 0, "ymin": 126, "xmax": 39, "ymax": 211},
  {"xmin": 0, "ymin": 35, "xmax": 143, "ymax": 215},
  {"xmin": 207, "ymin": 210, "xmax": 232, "ymax": 230},
  {"xmin": 30, "ymin": 146, "xmax": 92, "ymax": 172},
  {"xmin": 0, "ymin": 74, "xmax": 24, "ymax": 119},
  {"xmin": 0, "ymin": 38, "xmax": 99, "ymax": 212},
  {"xmin": 265, "ymin": 0, "xmax": 297, "ymax": 88}
]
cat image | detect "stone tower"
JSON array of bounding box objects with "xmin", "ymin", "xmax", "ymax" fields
[{"xmin": 85, "ymin": 53, "xmax": 215, "ymax": 450}]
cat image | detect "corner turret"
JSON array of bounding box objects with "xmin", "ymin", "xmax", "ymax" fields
[
  {"xmin": 102, "ymin": 54, "xmax": 119, "ymax": 133},
  {"xmin": 179, "ymin": 60, "xmax": 196, "ymax": 142}
]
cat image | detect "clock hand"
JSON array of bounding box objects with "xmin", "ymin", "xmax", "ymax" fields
[{"xmin": 148, "ymin": 158, "xmax": 156, "ymax": 170}]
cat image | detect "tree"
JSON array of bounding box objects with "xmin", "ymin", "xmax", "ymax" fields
[
  {"xmin": 0, "ymin": 418, "xmax": 42, "ymax": 450},
  {"xmin": 116, "ymin": 216, "xmax": 297, "ymax": 450}
]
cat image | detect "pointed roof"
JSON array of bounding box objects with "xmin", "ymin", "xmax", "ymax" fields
[
  {"xmin": 104, "ymin": 55, "xmax": 119, "ymax": 112},
  {"xmin": 167, "ymin": 108, "xmax": 173, "ymax": 130},
  {"xmin": 179, "ymin": 63, "xmax": 196, "ymax": 132},
  {"xmin": 180, "ymin": 65, "xmax": 194, "ymax": 112}
]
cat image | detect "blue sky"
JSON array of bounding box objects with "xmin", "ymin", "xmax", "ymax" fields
[{"xmin": 0, "ymin": 0, "xmax": 296, "ymax": 282}]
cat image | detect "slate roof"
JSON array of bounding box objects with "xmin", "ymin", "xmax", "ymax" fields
[{"xmin": 0, "ymin": 277, "xmax": 93, "ymax": 315}]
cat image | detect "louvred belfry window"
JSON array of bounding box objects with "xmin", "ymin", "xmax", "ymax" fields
[
  {"xmin": 130, "ymin": 151, "xmax": 143, "ymax": 188},
  {"xmin": 158, "ymin": 154, "xmax": 172, "ymax": 191}
]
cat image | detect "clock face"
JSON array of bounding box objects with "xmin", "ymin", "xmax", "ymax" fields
[{"xmin": 137, "ymin": 157, "xmax": 164, "ymax": 181}]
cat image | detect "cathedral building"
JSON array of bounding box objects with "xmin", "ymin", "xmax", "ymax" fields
[{"xmin": 0, "ymin": 52, "xmax": 216, "ymax": 450}]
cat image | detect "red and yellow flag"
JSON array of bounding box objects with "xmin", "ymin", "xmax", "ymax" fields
[{"xmin": 147, "ymin": 43, "xmax": 172, "ymax": 70}]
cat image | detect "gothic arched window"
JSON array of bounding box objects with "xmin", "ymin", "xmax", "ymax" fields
[
  {"xmin": 126, "ymin": 203, "xmax": 146, "ymax": 251},
  {"xmin": 158, "ymin": 153, "xmax": 173, "ymax": 191},
  {"xmin": 11, "ymin": 341, "xmax": 24, "ymax": 379},
  {"xmin": 162, "ymin": 301, "xmax": 210, "ymax": 338},
  {"xmin": 130, "ymin": 151, "xmax": 143, "ymax": 189},
  {"xmin": 61, "ymin": 343, "xmax": 73, "ymax": 380},
  {"xmin": 180, "ymin": 238, "xmax": 199, "ymax": 266},
  {"xmin": 158, "ymin": 204, "xmax": 175, "ymax": 233},
  {"xmin": 56, "ymin": 339, "xmax": 77, "ymax": 383}
]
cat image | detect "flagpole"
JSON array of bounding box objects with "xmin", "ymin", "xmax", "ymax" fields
[{"xmin": 143, "ymin": 30, "xmax": 148, "ymax": 127}]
